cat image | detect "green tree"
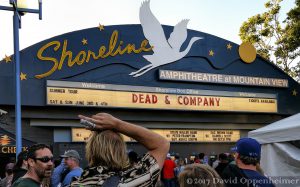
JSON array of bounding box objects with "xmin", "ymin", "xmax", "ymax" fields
[{"xmin": 239, "ymin": 0, "xmax": 300, "ymax": 81}]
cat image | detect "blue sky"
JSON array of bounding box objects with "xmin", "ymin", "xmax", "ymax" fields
[{"xmin": 0, "ymin": 0, "xmax": 295, "ymax": 59}]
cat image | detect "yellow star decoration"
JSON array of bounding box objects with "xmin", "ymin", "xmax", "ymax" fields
[
  {"xmin": 82, "ymin": 38, "xmax": 88, "ymax": 45},
  {"xmin": 227, "ymin": 43, "xmax": 232, "ymax": 50},
  {"xmin": 3, "ymin": 55, "xmax": 12, "ymax": 63},
  {"xmin": 20, "ymin": 72, "xmax": 27, "ymax": 80},
  {"xmin": 209, "ymin": 50, "xmax": 214, "ymax": 56},
  {"xmin": 98, "ymin": 24, "xmax": 104, "ymax": 31},
  {"xmin": 292, "ymin": 89, "xmax": 297, "ymax": 96}
]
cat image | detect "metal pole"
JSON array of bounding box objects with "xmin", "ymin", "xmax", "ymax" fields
[
  {"xmin": 13, "ymin": 9, "xmax": 22, "ymax": 156},
  {"xmin": 0, "ymin": 0, "xmax": 42, "ymax": 158}
]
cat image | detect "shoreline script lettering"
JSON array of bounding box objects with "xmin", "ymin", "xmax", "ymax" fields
[{"xmin": 35, "ymin": 30, "xmax": 153, "ymax": 79}]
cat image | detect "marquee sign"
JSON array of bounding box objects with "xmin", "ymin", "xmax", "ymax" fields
[
  {"xmin": 159, "ymin": 70, "xmax": 289, "ymax": 88},
  {"xmin": 72, "ymin": 128, "xmax": 240, "ymax": 143},
  {"xmin": 47, "ymin": 80, "xmax": 277, "ymax": 113}
]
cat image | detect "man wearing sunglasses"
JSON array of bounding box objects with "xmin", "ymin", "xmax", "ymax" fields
[{"xmin": 12, "ymin": 144, "xmax": 54, "ymax": 187}]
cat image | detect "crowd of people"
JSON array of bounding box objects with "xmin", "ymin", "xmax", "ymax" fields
[
  {"xmin": 159, "ymin": 138, "xmax": 274, "ymax": 187},
  {"xmin": 0, "ymin": 113, "xmax": 275, "ymax": 187}
]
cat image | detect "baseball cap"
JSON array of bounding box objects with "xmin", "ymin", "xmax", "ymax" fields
[
  {"xmin": 232, "ymin": 138, "xmax": 261, "ymax": 158},
  {"xmin": 166, "ymin": 153, "xmax": 171, "ymax": 158},
  {"xmin": 60, "ymin": 150, "xmax": 81, "ymax": 160}
]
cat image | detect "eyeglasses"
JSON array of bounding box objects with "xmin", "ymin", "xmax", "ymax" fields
[{"xmin": 34, "ymin": 156, "xmax": 54, "ymax": 163}]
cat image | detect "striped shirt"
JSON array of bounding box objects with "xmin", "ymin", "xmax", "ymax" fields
[{"xmin": 70, "ymin": 153, "xmax": 160, "ymax": 187}]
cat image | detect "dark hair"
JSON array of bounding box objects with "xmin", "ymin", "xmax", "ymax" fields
[
  {"xmin": 13, "ymin": 150, "xmax": 28, "ymax": 170},
  {"xmin": 27, "ymin": 144, "xmax": 51, "ymax": 159},
  {"xmin": 198, "ymin": 153, "xmax": 205, "ymax": 159},
  {"xmin": 239, "ymin": 155, "xmax": 260, "ymax": 166},
  {"xmin": 218, "ymin": 153, "xmax": 228, "ymax": 160}
]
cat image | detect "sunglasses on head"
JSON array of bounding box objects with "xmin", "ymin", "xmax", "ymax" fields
[{"xmin": 34, "ymin": 156, "xmax": 54, "ymax": 163}]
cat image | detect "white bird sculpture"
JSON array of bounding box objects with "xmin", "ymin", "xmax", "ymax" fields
[{"xmin": 129, "ymin": 0, "xmax": 203, "ymax": 77}]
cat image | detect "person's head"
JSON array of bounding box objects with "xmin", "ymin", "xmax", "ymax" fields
[
  {"xmin": 60, "ymin": 150, "xmax": 81, "ymax": 169},
  {"xmin": 198, "ymin": 153, "xmax": 205, "ymax": 160},
  {"xmin": 178, "ymin": 158, "xmax": 185, "ymax": 166},
  {"xmin": 232, "ymin": 138, "xmax": 261, "ymax": 166},
  {"xmin": 218, "ymin": 153, "xmax": 228, "ymax": 163},
  {"xmin": 166, "ymin": 153, "xmax": 171, "ymax": 160},
  {"xmin": 178, "ymin": 164, "xmax": 224, "ymax": 187},
  {"xmin": 26, "ymin": 144, "xmax": 54, "ymax": 180},
  {"xmin": 5, "ymin": 163, "xmax": 14, "ymax": 176},
  {"xmin": 14, "ymin": 150, "xmax": 28, "ymax": 170},
  {"xmin": 86, "ymin": 130, "xmax": 129, "ymax": 170},
  {"xmin": 189, "ymin": 155, "xmax": 195, "ymax": 163}
]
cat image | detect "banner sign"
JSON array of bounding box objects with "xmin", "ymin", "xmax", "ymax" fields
[
  {"xmin": 159, "ymin": 70, "xmax": 289, "ymax": 88},
  {"xmin": 0, "ymin": 128, "xmax": 34, "ymax": 154},
  {"xmin": 72, "ymin": 128, "xmax": 240, "ymax": 143},
  {"xmin": 0, "ymin": 146, "xmax": 28, "ymax": 154},
  {"xmin": 47, "ymin": 81, "xmax": 277, "ymax": 113}
]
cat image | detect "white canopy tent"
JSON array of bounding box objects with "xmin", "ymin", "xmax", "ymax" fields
[{"xmin": 248, "ymin": 113, "xmax": 300, "ymax": 186}]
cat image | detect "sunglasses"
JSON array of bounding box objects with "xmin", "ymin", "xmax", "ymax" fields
[{"xmin": 34, "ymin": 156, "xmax": 54, "ymax": 163}]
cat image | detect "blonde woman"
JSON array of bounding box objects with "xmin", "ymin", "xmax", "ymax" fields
[
  {"xmin": 178, "ymin": 164, "xmax": 224, "ymax": 187},
  {"xmin": 71, "ymin": 113, "xmax": 169, "ymax": 187}
]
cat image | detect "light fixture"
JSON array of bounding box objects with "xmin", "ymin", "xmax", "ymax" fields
[{"xmin": 0, "ymin": 109, "xmax": 8, "ymax": 115}]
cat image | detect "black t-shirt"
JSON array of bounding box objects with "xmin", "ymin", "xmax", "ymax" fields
[
  {"xmin": 215, "ymin": 162, "xmax": 229, "ymax": 176},
  {"xmin": 221, "ymin": 164, "xmax": 252, "ymax": 187},
  {"xmin": 221, "ymin": 164, "xmax": 275, "ymax": 187},
  {"xmin": 242, "ymin": 169, "xmax": 275, "ymax": 187}
]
